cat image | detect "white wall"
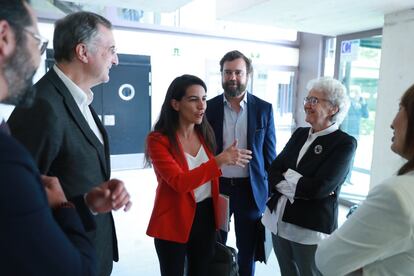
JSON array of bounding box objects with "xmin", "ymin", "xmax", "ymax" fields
[
  {"xmin": 370, "ymin": 9, "xmax": 414, "ymax": 187},
  {"xmin": 295, "ymin": 32, "xmax": 324, "ymax": 128},
  {"xmin": 36, "ymin": 22, "xmax": 299, "ymax": 126}
]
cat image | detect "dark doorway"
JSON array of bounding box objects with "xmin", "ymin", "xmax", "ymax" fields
[{"xmin": 46, "ymin": 50, "xmax": 151, "ymax": 169}]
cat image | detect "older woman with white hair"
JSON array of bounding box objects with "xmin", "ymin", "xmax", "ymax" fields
[{"xmin": 264, "ymin": 77, "xmax": 357, "ymax": 275}]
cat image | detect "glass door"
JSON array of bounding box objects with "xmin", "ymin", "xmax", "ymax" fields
[
  {"xmin": 335, "ymin": 31, "xmax": 382, "ymax": 203},
  {"xmin": 205, "ymin": 62, "xmax": 297, "ymax": 152},
  {"xmin": 251, "ymin": 66, "xmax": 297, "ymax": 152}
]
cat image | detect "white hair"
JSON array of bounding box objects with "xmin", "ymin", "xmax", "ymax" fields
[{"xmin": 306, "ymin": 77, "xmax": 350, "ymax": 124}]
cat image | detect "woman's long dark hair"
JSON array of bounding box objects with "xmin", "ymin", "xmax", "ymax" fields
[
  {"xmin": 398, "ymin": 84, "xmax": 414, "ymax": 175},
  {"xmin": 144, "ymin": 74, "xmax": 216, "ymax": 165}
]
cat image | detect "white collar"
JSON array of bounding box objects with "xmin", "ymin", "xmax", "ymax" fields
[
  {"xmin": 308, "ymin": 123, "xmax": 339, "ymax": 138},
  {"xmin": 53, "ymin": 64, "xmax": 94, "ymax": 106},
  {"xmin": 0, "ymin": 103, "xmax": 14, "ymax": 122}
]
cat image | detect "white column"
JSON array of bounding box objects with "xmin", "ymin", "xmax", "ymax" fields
[
  {"xmin": 295, "ymin": 32, "xmax": 324, "ymax": 127},
  {"xmin": 370, "ymin": 9, "xmax": 414, "ymax": 187}
]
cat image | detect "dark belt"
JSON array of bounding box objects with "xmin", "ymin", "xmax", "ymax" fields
[{"xmin": 220, "ymin": 177, "xmax": 250, "ymax": 186}]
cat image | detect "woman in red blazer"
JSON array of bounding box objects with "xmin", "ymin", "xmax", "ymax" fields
[{"xmin": 145, "ymin": 74, "xmax": 252, "ymax": 276}]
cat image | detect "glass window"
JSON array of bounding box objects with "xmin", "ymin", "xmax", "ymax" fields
[
  {"xmin": 38, "ymin": 0, "xmax": 297, "ymax": 43},
  {"xmin": 251, "ymin": 67, "xmax": 296, "ymax": 153},
  {"xmin": 337, "ymin": 35, "xmax": 382, "ymax": 203},
  {"xmin": 323, "ymin": 37, "xmax": 336, "ymax": 77}
]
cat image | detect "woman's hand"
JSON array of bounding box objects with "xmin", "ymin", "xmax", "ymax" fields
[{"xmin": 215, "ymin": 140, "xmax": 252, "ymax": 167}]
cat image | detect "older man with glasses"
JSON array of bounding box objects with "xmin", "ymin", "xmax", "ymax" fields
[
  {"xmin": 0, "ymin": 1, "xmax": 96, "ymax": 275},
  {"xmin": 7, "ymin": 6, "xmax": 131, "ymax": 276}
]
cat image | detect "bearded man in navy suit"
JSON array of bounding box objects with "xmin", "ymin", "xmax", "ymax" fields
[{"xmin": 206, "ymin": 50, "xmax": 276, "ymax": 276}]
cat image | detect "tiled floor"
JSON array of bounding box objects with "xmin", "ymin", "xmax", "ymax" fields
[{"xmin": 110, "ymin": 168, "xmax": 349, "ymax": 276}]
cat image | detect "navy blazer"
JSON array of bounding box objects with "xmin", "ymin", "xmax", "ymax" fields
[
  {"xmin": 206, "ymin": 92, "xmax": 276, "ymax": 212},
  {"xmin": 8, "ymin": 68, "xmax": 118, "ymax": 272},
  {"xmin": 268, "ymin": 127, "xmax": 357, "ymax": 234},
  {"xmin": 0, "ymin": 131, "xmax": 96, "ymax": 275}
]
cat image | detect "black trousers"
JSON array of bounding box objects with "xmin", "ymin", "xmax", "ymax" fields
[
  {"xmin": 155, "ymin": 198, "xmax": 216, "ymax": 276},
  {"xmin": 219, "ymin": 177, "xmax": 261, "ymax": 276}
]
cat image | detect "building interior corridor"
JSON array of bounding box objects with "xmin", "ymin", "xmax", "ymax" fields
[{"xmin": 111, "ymin": 168, "xmax": 349, "ymax": 276}]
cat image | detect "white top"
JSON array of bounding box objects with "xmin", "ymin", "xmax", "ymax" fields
[
  {"xmin": 315, "ymin": 171, "xmax": 414, "ymax": 276},
  {"xmin": 0, "ymin": 103, "xmax": 14, "ymax": 122},
  {"xmin": 0, "ymin": 103, "xmax": 9, "ymax": 122},
  {"xmin": 221, "ymin": 92, "xmax": 249, "ymax": 177},
  {"xmin": 277, "ymin": 123, "xmax": 338, "ymax": 245},
  {"xmin": 185, "ymin": 145, "xmax": 212, "ymax": 202},
  {"xmin": 53, "ymin": 65, "xmax": 103, "ymax": 144}
]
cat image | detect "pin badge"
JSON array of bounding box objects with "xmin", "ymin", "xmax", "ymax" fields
[{"xmin": 314, "ymin": 145, "xmax": 323, "ymax": 154}]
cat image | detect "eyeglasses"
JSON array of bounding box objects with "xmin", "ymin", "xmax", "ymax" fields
[
  {"xmin": 24, "ymin": 29, "xmax": 48, "ymax": 55},
  {"xmin": 88, "ymin": 43, "xmax": 118, "ymax": 56},
  {"xmin": 223, "ymin": 70, "xmax": 245, "ymax": 78},
  {"xmin": 303, "ymin": 96, "xmax": 331, "ymax": 106}
]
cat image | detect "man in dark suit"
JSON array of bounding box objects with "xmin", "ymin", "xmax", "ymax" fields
[
  {"xmin": 8, "ymin": 11, "xmax": 130, "ymax": 276},
  {"xmin": 0, "ymin": 1, "xmax": 97, "ymax": 274},
  {"xmin": 206, "ymin": 50, "xmax": 276, "ymax": 276}
]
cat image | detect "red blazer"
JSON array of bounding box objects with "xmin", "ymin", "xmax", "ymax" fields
[{"xmin": 146, "ymin": 131, "xmax": 222, "ymax": 243}]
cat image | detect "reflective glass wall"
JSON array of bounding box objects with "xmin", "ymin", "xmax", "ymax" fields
[{"xmin": 327, "ymin": 30, "xmax": 382, "ymax": 203}]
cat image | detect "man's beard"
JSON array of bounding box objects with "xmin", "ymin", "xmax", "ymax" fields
[
  {"xmin": 222, "ymin": 80, "xmax": 247, "ymax": 98},
  {"xmin": 2, "ymin": 43, "xmax": 37, "ymax": 107}
]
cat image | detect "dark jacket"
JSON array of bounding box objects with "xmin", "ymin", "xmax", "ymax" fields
[
  {"xmin": 8, "ymin": 68, "xmax": 118, "ymax": 275},
  {"xmin": 206, "ymin": 92, "xmax": 276, "ymax": 212},
  {"xmin": 268, "ymin": 127, "xmax": 357, "ymax": 234},
  {"xmin": 0, "ymin": 131, "xmax": 96, "ymax": 275}
]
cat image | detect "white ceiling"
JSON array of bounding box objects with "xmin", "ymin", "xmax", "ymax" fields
[
  {"xmin": 36, "ymin": 0, "xmax": 414, "ymax": 36},
  {"xmin": 216, "ymin": 0, "xmax": 414, "ymax": 36},
  {"xmin": 61, "ymin": 0, "xmax": 193, "ymax": 13}
]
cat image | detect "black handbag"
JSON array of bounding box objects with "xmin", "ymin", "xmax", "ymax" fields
[{"xmin": 208, "ymin": 241, "xmax": 239, "ymax": 276}]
